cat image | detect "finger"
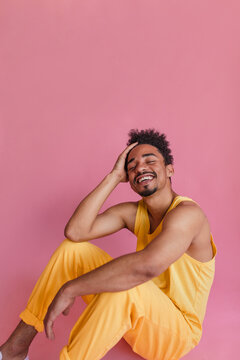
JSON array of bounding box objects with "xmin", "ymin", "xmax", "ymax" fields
[
  {"xmin": 121, "ymin": 142, "xmax": 138, "ymax": 157},
  {"xmin": 62, "ymin": 305, "xmax": 71, "ymax": 316},
  {"xmin": 45, "ymin": 318, "xmax": 55, "ymax": 340}
]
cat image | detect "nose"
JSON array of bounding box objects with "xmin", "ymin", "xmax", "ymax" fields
[{"xmin": 135, "ymin": 161, "xmax": 148, "ymax": 174}]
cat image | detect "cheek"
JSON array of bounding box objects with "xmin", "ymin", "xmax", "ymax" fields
[
  {"xmin": 129, "ymin": 175, "xmax": 138, "ymax": 189},
  {"xmin": 128, "ymin": 172, "xmax": 135, "ymax": 183},
  {"xmin": 129, "ymin": 181, "xmax": 138, "ymax": 194},
  {"xmin": 129, "ymin": 178, "xmax": 136, "ymax": 189}
]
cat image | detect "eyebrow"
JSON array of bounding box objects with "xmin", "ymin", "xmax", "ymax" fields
[{"xmin": 127, "ymin": 153, "xmax": 158, "ymax": 166}]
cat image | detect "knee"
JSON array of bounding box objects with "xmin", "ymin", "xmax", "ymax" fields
[
  {"xmin": 54, "ymin": 240, "xmax": 112, "ymax": 264},
  {"xmin": 58, "ymin": 238, "xmax": 94, "ymax": 252},
  {"xmin": 51, "ymin": 239, "xmax": 94, "ymax": 261}
]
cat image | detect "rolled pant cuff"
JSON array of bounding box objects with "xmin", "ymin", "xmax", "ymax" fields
[{"xmin": 19, "ymin": 308, "xmax": 44, "ymax": 332}]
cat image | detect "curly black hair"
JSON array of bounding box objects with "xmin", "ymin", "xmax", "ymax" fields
[{"xmin": 125, "ymin": 129, "xmax": 173, "ymax": 172}]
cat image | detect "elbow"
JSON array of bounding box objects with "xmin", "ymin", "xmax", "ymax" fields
[
  {"xmin": 143, "ymin": 266, "xmax": 161, "ymax": 280},
  {"xmin": 64, "ymin": 229, "xmax": 76, "ymax": 242},
  {"xmin": 64, "ymin": 224, "xmax": 72, "ymax": 239},
  {"xmin": 64, "ymin": 225, "xmax": 82, "ymax": 242},
  {"xmin": 139, "ymin": 251, "xmax": 164, "ymax": 279}
]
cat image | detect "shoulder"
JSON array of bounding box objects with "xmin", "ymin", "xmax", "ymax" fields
[{"xmin": 163, "ymin": 200, "xmax": 208, "ymax": 236}]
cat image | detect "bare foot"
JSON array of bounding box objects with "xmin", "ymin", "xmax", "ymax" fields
[{"xmin": 0, "ymin": 321, "xmax": 37, "ymax": 360}]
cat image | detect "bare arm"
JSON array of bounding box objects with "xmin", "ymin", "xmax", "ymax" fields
[
  {"xmin": 142, "ymin": 203, "xmax": 206, "ymax": 274},
  {"xmin": 67, "ymin": 204, "xmax": 205, "ymax": 296},
  {"xmin": 44, "ymin": 203, "xmax": 204, "ymax": 339},
  {"xmin": 64, "ymin": 142, "xmax": 138, "ymax": 241}
]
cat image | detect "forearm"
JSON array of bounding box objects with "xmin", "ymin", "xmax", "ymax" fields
[
  {"xmin": 44, "ymin": 249, "xmax": 149, "ymax": 340},
  {"xmin": 65, "ymin": 251, "xmax": 151, "ymax": 297},
  {"xmin": 64, "ymin": 171, "xmax": 121, "ymax": 239}
]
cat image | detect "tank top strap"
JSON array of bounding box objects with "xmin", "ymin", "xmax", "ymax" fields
[
  {"xmin": 166, "ymin": 195, "xmax": 197, "ymax": 215},
  {"xmin": 134, "ymin": 195, "xmax": 196, "ymax": 238},
  {"xmin": 134, "ymin": 199, "xmax": 150, "ymax": 237}
]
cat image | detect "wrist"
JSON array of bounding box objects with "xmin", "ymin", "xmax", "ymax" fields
[
  {"xmin": 63, "ymin": 280, "xmax": 78, "ymax": 298},
  {"xmin": 108, "ymin": 170, "xmax": 123, "ymax": 183}
]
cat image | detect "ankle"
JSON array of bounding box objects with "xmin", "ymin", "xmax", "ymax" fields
[
  {"xmin": 0, "ymin": 343, "xmax": 28, "ymax": 359},
  {"xmin": 0, "ymin": 321, "xmax": 36, "ymax": 360}
]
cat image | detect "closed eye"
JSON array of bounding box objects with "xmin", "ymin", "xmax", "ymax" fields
[{"xmin": 128, "ymin": 165, "xmax": 136, "ymax": 171}]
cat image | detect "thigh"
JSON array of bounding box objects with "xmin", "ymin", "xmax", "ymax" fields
[
  {"xmin": 20, "ymin": 240, "xmax": 113, "ymax": 331},
  {"xmin": 57, "ymin": 240, "xmax": 113, "ymax": 304},
  {"xmin": 124, "ymin": 281, "xmax": 194, "ymax": 360}
]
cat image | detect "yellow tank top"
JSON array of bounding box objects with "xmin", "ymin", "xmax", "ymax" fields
[{"xmin": 134, "ymin": 195, "xmax": 217, "ymax": 344}]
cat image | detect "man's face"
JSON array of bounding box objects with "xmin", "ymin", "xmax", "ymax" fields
[{"xmin": 126, "ymin": 144, "xmax": 173, "ymax": 197}]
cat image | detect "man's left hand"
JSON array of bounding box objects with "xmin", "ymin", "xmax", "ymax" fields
[{"xmin": 44, "ymin": 283, "xmax": 76, "ymax": 340}]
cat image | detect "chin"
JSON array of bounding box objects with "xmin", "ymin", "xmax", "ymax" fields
[{"xmin": 138, "ymin": 186, "xmax": 158, "ymax": 197}]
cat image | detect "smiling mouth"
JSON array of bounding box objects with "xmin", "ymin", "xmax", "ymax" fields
[{"xmin": 135, "ymin": 174, "xmax": 155, "ymax": 185}]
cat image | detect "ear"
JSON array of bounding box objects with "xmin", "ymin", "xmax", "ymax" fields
[{"xmin": 166, "ymin": 164, "xmax": 174, "ymax": 178}]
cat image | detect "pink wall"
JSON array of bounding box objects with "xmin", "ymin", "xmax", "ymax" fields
[{"xmin": 0, "ymin": 1, "xmax": 239, "ymax": 359}]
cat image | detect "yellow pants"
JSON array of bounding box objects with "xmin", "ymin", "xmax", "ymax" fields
[{"xmin": 20, "ymin": 239, "xmax": 194, "ymax": 360}]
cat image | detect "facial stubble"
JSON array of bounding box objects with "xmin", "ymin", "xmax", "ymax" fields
[{"xmin": 138, "ymin": 185, "xmax": 158, "ymax": 197}]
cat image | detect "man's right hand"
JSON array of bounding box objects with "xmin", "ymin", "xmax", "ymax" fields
[
  {"xmin": 111, "ymin": 142, "xmax": 138, "ymax": 182},
  {"xmin": 64, "ymin": 142, "xmax": 138, "ymax": 242}
]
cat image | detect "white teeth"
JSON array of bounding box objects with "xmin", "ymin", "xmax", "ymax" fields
[{"xmin": 138, "ymin": 176, "xmax": 153, "ymax": 183}]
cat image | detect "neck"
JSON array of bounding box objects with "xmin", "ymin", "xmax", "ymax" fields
[{"xmin": 143, "ymin": 187, "xmax": 178, "ymax": 223}]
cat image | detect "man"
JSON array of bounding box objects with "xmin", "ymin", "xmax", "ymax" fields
[{"xmin": 0, "ymin": 129, "xmax": 216, "ymax": 360}]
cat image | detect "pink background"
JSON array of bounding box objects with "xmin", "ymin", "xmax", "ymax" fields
[{"xmin": 0, "ymin": 1, "xmax": 239, "ymax": 359}]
